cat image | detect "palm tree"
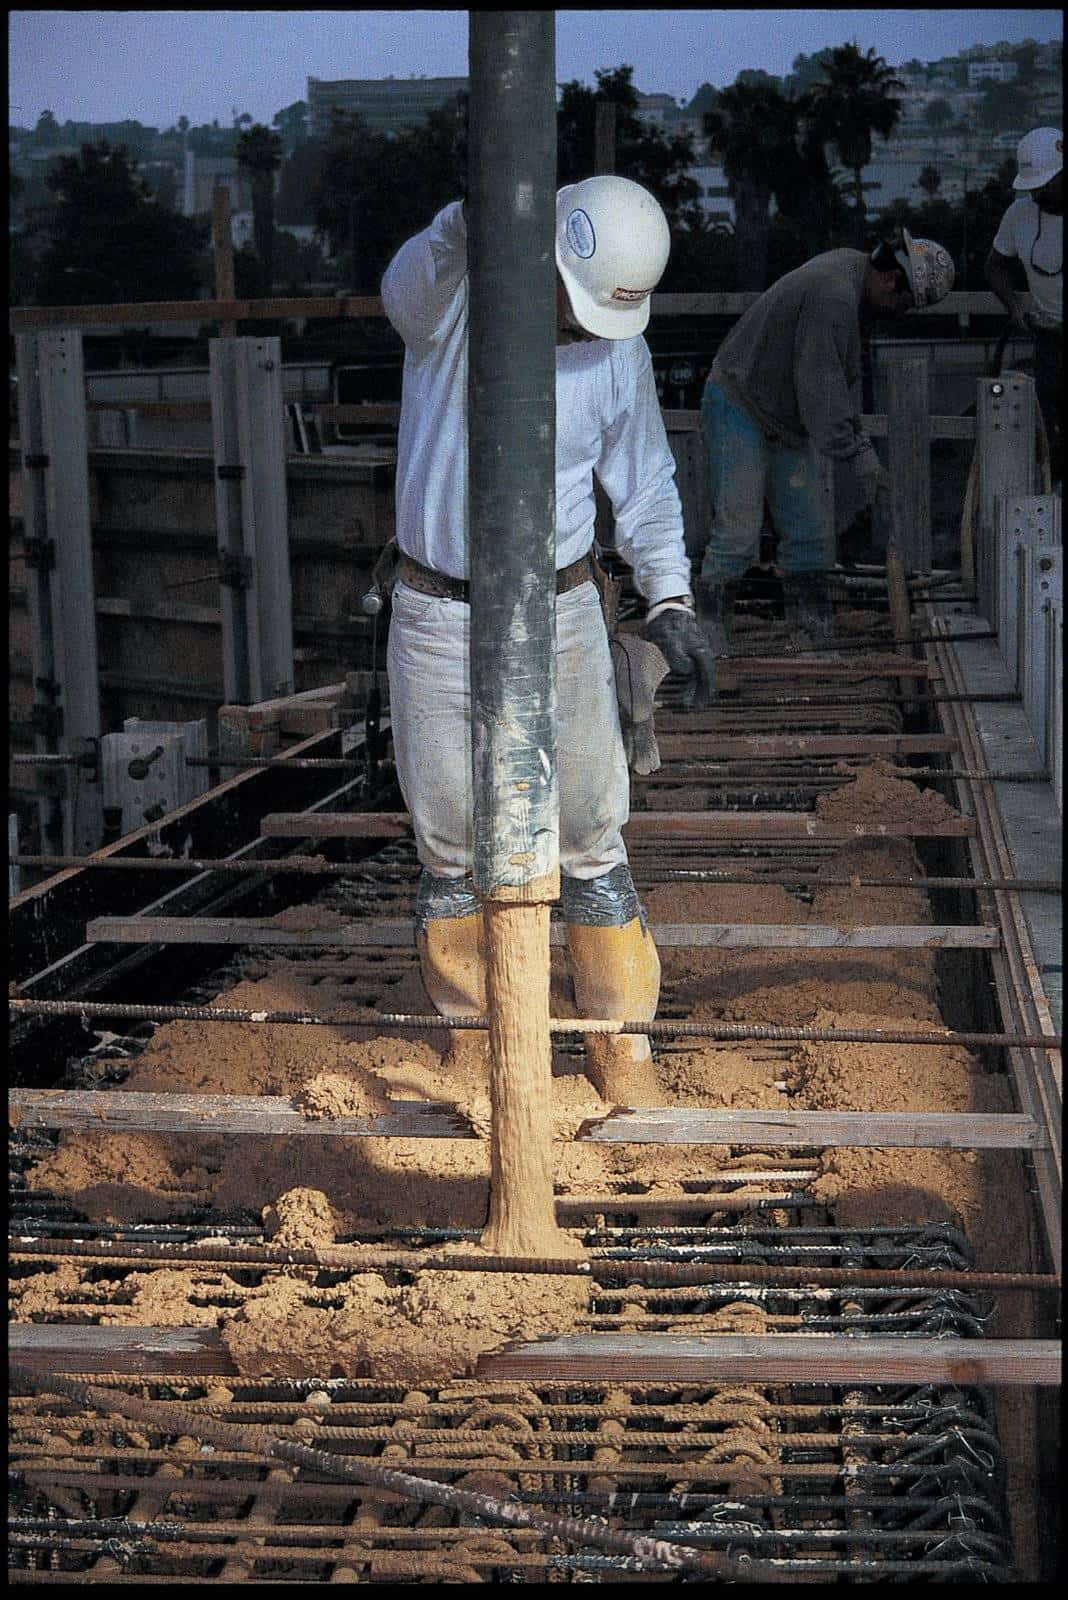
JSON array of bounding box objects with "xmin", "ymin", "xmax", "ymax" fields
[
  {"xmin": 805, "ymin": 43, "xmax": 903, "ymax": 247},
  {"xmin": 703, "ymin": 82, "xmax": 800, "ymax": 290},
  {"xmin": 237, "ymin": 123, "xmax": 283, "ymax": 295}
]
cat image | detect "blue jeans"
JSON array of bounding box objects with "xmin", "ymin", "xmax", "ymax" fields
[{"xmin": 700, "ymin": 379, "xmax": 828, "ymax": 585}]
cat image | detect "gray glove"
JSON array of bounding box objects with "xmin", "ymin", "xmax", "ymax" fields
[
  {"xmin": 644, "ymin": 606, "xmax": 717, "ymax": 710},
  {"xmin": 856, "ymin": 449, "xmax": 891, "ymax": 508},
  {"xmin": 611, "ymin": 633, "xmax": 670, "ymax": 774}
]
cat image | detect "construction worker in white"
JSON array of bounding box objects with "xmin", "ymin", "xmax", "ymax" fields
[
  {"xmin": 986, "ymin": 127, "xmax": 1062, "ymax": 487},
  {"xmin": 381, "ymin": 175, "xmax": 714, "ymax": 1104}
]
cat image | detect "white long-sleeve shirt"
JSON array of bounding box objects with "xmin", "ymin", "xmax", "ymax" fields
[{"xmin": 380, "ymin": 200, "xmax": 691, "ymax": 605}]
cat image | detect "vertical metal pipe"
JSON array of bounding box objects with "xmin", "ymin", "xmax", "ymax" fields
[
  {"xmin": 468, "ymin": 9, "xmax": 559, "ymax": 907},
  {"xmin": 468, "ymin": 11, "xmax": 575, "ymax": 1260}
]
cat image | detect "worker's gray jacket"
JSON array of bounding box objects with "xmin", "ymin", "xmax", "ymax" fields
[{"xmin": 710, "ymin": 249, "xmax": 875, "ymax": 466}]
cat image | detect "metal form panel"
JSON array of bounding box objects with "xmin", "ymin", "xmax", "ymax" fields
[
  {"xmin": 8, "ymin": 815, "xmax": 20, "ymax": 899},
  {"xmin": 1020, "ymin": 546, "xmax": 1062, "ymax": 767},
  {"xmin": 995, "ymin": 495, "xmax": 1062, "ymax": 686},
  {"xmin": 209, "ymin": 337, "xmax": 295, "ymax": 705},
  {"xmin": 14, "ymin": 330, "xmax": 103, "ymax": 854},
  {"xmin": 1051, "ymin": 595, "xmax": 1063, "ymax": 816},
  {"xmin": 883, "ymin": 351, "xmax": 931, "ymax": 571}
]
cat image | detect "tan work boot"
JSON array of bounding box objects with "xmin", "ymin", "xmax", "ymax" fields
[
  {"xmin": 566, "ymin": 919, "xmax": 665, "ymax": 1105},
  {"xmin": 416, "ymin": 913, "xmax": 489, "ymax": 1073}
]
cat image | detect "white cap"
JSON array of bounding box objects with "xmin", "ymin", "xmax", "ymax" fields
[
  {"xmin": 894, "ymin": 228, "xmax": 956, "ymax": 309},
  {"xmin": 555, "ymin": 176, "xmax": 671, "ymax": 339},
  {"xmin": 1013, "ymin": 126, "xmax": 1063, "ymax": 191}
]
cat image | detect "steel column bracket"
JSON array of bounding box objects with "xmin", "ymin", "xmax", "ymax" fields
[
  {"xmin": 1020, "ymin": 546, "xmax": 1062, "ymax": 766},
  {"xmin": 976, "ymin": 374, "xmax": 1038, "ymax": 624},
  {"xmin": 995, "ymin": 495, "xmax": 1062, "ymax": 687},
  {"xmin": 210, "ymin": 337, "xmax": 295, "ymax": 705}
]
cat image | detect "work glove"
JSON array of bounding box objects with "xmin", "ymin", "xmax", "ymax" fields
[
  {"xmin": 643, "ymin": 605, "xmax": 717, "ymax": 711},
  {"xmin": 611, "ymin": 633, "xmax": 670, "ymax": 774},
  {"xmin": 856, "ymin": 448, "xmax": 892, "ymax": 508}
]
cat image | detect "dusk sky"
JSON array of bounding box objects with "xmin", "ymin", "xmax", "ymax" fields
[{"xmin": 9, "ymin": 9, "xmax": 1063, "ymax": 130}]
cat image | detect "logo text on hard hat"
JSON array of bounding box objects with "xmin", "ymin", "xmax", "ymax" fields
[
  {"xmin": 611, "ymin": 286, "xmax": 647, "ymax": 302},
  {"xmin": 565, "ymin": 210, "xmax": 596, "ymax": 259}
]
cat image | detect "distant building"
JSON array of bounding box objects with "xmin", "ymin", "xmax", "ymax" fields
[
  {"xmin": 306, "ymin": 76, "xmax": 468, "ymax": 140},
  {"xmin": 182, "ymin": 153, "xmax": 253, "ymax": 217},
  {"xmin": 967, "ymin": 59, "xmax": 1019, "ymax": 87}
]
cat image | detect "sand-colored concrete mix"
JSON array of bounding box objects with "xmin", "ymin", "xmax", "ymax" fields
[{"xmin": 12, "ymin": 775, "xmax": 1041, "ymax": 1555}]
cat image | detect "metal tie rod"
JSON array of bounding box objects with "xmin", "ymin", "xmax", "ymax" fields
[
  {"xmin": 10, "ymin": 854, "xmax": 1061, "ymax": 895},
  {"xmin": 660, "ymin": 691, "xmax": 1022, "ymax": 707},
  {"xmin": 642, "ymin": 767, "xmax": 1051, "ymax": 784},
  {"xmin": 9, "ymin": 999, "xmax": 1060, "ymax": 1050},
  {"xmin": 728, "ymin": 628, "xmax": 1000, "ymax": 657},
  {"xmin": 9, "ymin": 1237, "xmax": 1059, "ymax": 1296}
]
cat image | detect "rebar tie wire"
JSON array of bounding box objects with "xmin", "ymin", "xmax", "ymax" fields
[
  {"xmin": 8, "ymin": 1236, "xmax": 1058, "ymax": 1295},
  {"xmin": 8, "ymin": 1368, "xmax": 785, "ymax": 1584},
  {"xmin": 8, "ymin": 998, "xmax": 1060, "ymax": 1051}
]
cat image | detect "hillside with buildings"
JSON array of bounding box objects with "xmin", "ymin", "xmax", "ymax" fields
[{"xmin": 9, "ymin": 35, "xmax": 1061, "ymax": 283}]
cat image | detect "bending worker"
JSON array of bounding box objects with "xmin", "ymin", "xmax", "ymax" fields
[
  {"xmin": 986, "ymin": 126, "xmax": 1062, "ymax": 487},
  {"xmin": 381, "ymin": 175, "xmax": 714, "ymax": 1104},
  {"xmin": 699, "ymin": 228, "xmax": 955, "ymax": 648}
]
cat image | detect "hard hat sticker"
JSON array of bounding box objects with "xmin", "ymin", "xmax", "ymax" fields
[
  {"xmin": 566, "ymin": 209, "xmax": 596, "ymax": 259},
  {"xmin": 611, "ymin": 286, "xmax": 647, "ymax": 302}
]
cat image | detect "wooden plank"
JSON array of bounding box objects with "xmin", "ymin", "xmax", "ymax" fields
[
  {"xmin": 260, "ymin": 811, "xmax": 977, "ymax": 841},
  {"xmin": 8, "ymin": 1089, "xmax": 470, "ymax": 1139},
  {"xmin": 579, "ymin": 1109, "xmax": 1039, "ymax": 1148},
  {"xmin": 85, "ymin": 917, "xmax": 1001, "ymax": 951},
  {"xmin": 9, "ymin": 1323, "xmax": 238, "ymax": 1377},
  {"xmin": 9, "ymin": 1091, "xmax": 1039, "ymax": 1149},
  {"xmin": 9, "ymin": 295, "xmax": 386, "ymax": 331},
  {"xmin": 480, "ymin": 1334, "xmax": 1061, "ymax": 1386}
]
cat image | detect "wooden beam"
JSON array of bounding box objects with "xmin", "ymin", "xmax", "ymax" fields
[
  {"xmin": 9, "ymin": 1091, "xmax": 1040, "ymax": 1148},
  {"xmin": 84, "ymin": 916, "xmax": 1001, "ymax": 951},
  {"xmin": 9, "ymin": 289, "xmax": 1014, "ymax": 333},
  {"xmin": 480, "ymin": 1334, "xmax": 1061, "ymax": 1386},
  {"xmin": 9, "ymin": 1323, "xmax": 238, "ymax": 1377},
  {"xmin": 259, "ymin": 810, "xmax": 977, "ymax": 841},
  {"xmin": 9, "ymin": 1089, "xmax": 470, "ymax": 1139}
]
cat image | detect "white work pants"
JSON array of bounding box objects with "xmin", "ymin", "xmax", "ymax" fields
[{"xmin": 387, "ymin": 578, "xmax": 630, "ymax": 880}]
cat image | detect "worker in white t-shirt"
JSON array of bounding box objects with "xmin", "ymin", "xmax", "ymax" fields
[
  {"xmin": 987, "ymin": 127, "xmax": 1062, "ymax": 483},
  {"xmin": 380, "ymin": 177, "xmax": 715, "ymax": 1104}
]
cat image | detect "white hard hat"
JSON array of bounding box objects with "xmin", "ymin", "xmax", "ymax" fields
[
  {"xmin": 895, "ymin": 228, "xmax": 956, "ymax": 309},
  {"xmin": 555, "ymin": 176, "xmax": 671, "ymax": 339},
  {"xmin": 1013, "ymin": 126, "xmax": 1063, "ymax": 191}
]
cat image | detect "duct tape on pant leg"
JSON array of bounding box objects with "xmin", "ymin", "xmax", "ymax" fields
[
  {"xmin": 415, "ymin": 870, "xmax": 480, "ymax": 932},
  {"xmin": 561, "ymin": 864, "xmax": 648, "ymax": 931}
]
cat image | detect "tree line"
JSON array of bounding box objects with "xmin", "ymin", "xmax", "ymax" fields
[{"xmin": 10, "ymin": 47, "xmax": 1026, "ymax": 311}]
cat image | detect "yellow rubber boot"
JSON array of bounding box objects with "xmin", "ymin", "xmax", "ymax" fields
[
  {"xmin": 416, "ymin": 914, "xmax": 489, "ymax": 1075},
  {"xmin": 566, "ymin": 919, "xmax": 664, "ymax": 1105}
]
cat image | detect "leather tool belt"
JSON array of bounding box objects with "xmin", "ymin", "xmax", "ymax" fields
[{"xmin": 397, "ymin": 551, "xmax": 594, "ymax": 603}]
